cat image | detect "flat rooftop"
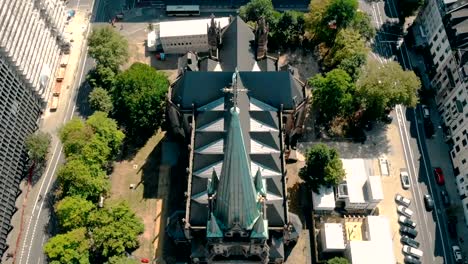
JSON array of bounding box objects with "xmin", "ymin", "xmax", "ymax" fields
[
  {"xmin": 159, "ymin": 17, "xmax": 231, "ymax": 38},
  {"xmin": 323, "ymin": 223, "xmax": 346, "ymax": 250},
  {"xmin": 312, "ymin": 186, "xmax": 335, "ymax": 210},
  {"xmin": 341, "ymin": 159, "xmax": 369, "ymax": 204}
]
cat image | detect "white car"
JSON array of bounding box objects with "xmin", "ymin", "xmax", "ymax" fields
[
  {"xmin": 395, "ymin": 194, "xmax": 411, "ymax": 207},
  {"xmin": 397, "ymin": 205, "xmax": 414, "ymax": 217},
  {"xmin": 399, "ymin": 215, "xmax": 417, "ymax": 228},
  {"xmin": 403, "ymin": 245, "xmax": 424, "ymax": 258},
  {"xmin": 453, "ymin": 245, "xmax": 462, "ymax": 263},
  {"xmin": 400, "ymin": 171, "xmax": 410, "ymax": 189},
  {"xmin": 422, "ymin": 105, "xmax": 430, "ymax": 119}
]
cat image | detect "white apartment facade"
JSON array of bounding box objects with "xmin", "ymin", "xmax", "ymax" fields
[
  {"xmin": 0, "ymin": 0, "xmax": 66, "ymax": 256},
  {"xmin": 413, "ymin": 0, "xmax": 468, "ymax": 224}
]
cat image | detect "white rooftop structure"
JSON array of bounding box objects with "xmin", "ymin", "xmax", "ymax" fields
[
  {"xmin": 321, "ymin": 223, "xmax": 346, "ymax": 252},
  {"xmin": 159, "ymin": 17, "xmax": 230, "ymax": 38},
  {"xmin": 346, "ymin": 216, "xmax": 395, "ymax": 264},
  {"xmin": 367, "ymin": 176, "xmax": 384, "ymax": 201},
  {"xmin": 312, "ymin": 186, "xmax": 336, "ymax": 211}
]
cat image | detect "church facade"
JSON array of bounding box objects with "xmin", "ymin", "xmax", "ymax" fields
[{"xmin": 166, "ymin": 16, "xmax": 307, "ymax": 263}]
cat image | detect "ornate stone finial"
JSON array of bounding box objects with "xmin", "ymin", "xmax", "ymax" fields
[{"xmin": 221, "ymin": 67, "xmax": 247, "ymax": 108}]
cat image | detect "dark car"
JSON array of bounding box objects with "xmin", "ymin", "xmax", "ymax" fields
[
  {"xmin": 404, "ymin": 255, "xmax": 422, "ymax": 264},
  {"xmin": 441, "ymin": 190, "xmax": 450, "ymax": 206},
  {"xmin": 400, "ymin": 226, "xmax": 418, "ymax": 238},
  {"xmin": 424, "ymin": 119, "xmax": 435, "ymax": 138},
  {"xmin": 434, "ymin": 167, "xmax": 445, "ymax": 185},
  {"xmin": 401, "ymin": 235, "xmax": 420, "ymax": 248},
  {"xmin": 424, "ymin": 194, "xmax": 434, "ymax": 211},
  {"xmin": 448, "ymin": 216, "xmax": 457, "ymax": 239}
]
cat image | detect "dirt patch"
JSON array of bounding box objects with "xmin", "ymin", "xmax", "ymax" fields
[
  {"xmin": 109, "ymin": 132, "xmax": 167, "ymax": 260},
  {"xmin": 277, "ymin": 49, "xmax": 320, "ymax": 81}
]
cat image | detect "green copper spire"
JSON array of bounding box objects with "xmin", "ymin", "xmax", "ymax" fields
[
  {"xmin": 214, "ymin": 107, "xmax": 260, "ymax": 231},
  {"xmin": 207, "ymin": 169, "xmax": 219, "ymax": 196},
  {"xmin": 254, "ymin": 169, "xmax": 266, "ymax": 197},
  {"xmin": 207, "ymin": 213, "xmax": 223, "ymax": 238},
  {"xmin": 250, "ymin": 213, "xmax": 269, "ymax": 239}
]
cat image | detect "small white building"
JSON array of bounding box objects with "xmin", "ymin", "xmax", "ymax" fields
[
  {"xmin": 344, "ymin": 216, "xmax": 396, "ymax": 264},
  {"xmin": 157, "ymin": 17, "xmax": 230, "ymax": 54},
  {"xmin": 312, "ymin": 186, "xmax": 336, "ymax": 211},
  {"xmin": 339, "ymin": 159, "xmax": 384, "ymax": 210},
  {"xmin": 320, "ymin": 223, "xmax": 346, "ymax": 252}
]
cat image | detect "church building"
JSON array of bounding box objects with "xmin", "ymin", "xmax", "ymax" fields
[{"xmin": 166, "ymin": 15, "xmax": 307, "ymax": 263}]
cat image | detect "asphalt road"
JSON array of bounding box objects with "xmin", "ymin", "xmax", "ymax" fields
[{"xmin": 360, "ymin": 0, "xmax": 455, "ymax": 262}]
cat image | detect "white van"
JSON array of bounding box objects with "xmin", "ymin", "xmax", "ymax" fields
[{"xmin": 403, "ymin": 245, "xmax": 423, "ymax": 258}]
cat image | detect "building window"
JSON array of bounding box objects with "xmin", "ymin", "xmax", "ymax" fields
[
  {"xmin": 463, "ymin": 139, "xmax": 467, "ymax": 146},
  {"xmin": 439, "ymin": 54, "xmax": 445, "ymax": 62},
  {"xmin": 456, "ymin": 145, "xmax": 460, "ymax": 152},
  {"xmin": 453, "ymin": 124, "xmax": 458, "ymax": 131},
  {"xmin": 463, "ymin": 159, "xmax": 466, "ymax": 164}
]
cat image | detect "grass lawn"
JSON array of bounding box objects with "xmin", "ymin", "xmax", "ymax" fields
[{"xmin": 108, "ymin": 131, "xmax": 169, "ymax": 260}]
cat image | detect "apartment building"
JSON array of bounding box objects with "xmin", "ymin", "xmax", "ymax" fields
[
  {"xmin": 0, "ymin": 0, "xmax": 66, "ymax": 256},
  {"xmin": 412, "ymin": 0, "xmax": 468, "ymax": 225}
]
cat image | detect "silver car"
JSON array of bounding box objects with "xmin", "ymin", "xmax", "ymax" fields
[
  {"xmin": 397, "ymin": 205, "xmax": 414, "ymax": 218},
  {"xmin": 400, "ymin": 171, "xmax": 410, "ymax": 189},
  {"xmin": 395, "ymin": 194, "xmax": 411, "ymax": 207}
]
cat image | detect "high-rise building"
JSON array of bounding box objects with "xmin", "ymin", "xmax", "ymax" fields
[
  {"xmin": 0, "ymin": 0, "xmax": 66, "ymax": 256},
  {"xmin": 412, "ymin": 0, "xmax": 468, "ymax": 225}
]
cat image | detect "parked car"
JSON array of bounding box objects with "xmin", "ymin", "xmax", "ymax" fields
[
  {"xmin": 424, "ymin": 194, "xmax": 434, "ymax": 211},
  {"xmin": 403, "ymin": 245, "xmax": 424, "ymax": 258},
  {"xmin": 434, "ymin": 167, "xmax": 445, "ymax": 185},
  {"xmin": 401, "ymin": 235, "xmax": 420, "ymax": 248},
  {"xmin": 400, "ymin": 171, "xmax": 411, "ymax": 189},
  {"xmin": 424, "ymin": 119, "xmax": 435, "ymax": 138},
  {"xmin": 422, "ymin": 105, "xmax": 430, "ymax": 119},
  {"xmin": 441, "ymin": 190, "xmax": 450, "ymax": 206},
  {"xmin": 398, "ymin": 205, "xmax": 414, "ymax": 218},
  {"xmin": 395, "ymin": 194, "xmax": 411, "ymax": 207},
  {"xmin": 404, "ymin": 255, "xmax": 422, "ymax": 264},
  {"xmin": 400, "ymin": 226, "xmax": 418, "ymax": 238},
  {"xmin": 383, "ymin": 114, "xmax": 393, "ymax": 124},
  {"xmin": 448, "ymin": 216, "xmax": 457, "ymax": 239},
  {"xmin": 453, "ymin": 245, "xmax": 462, "ymax": 263},
  {"xmin": 399, "ymin": 215, "xmax": 417, "ymax": 228}
]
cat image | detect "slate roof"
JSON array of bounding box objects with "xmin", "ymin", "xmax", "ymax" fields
[{"xmin": 171, "ymin": 71, "xmax": 304, "ymax": 110}]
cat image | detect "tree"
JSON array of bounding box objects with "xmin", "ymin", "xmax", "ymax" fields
[
  {"xmin": 348, "ymin": 11, "xmax": 376, "ymax": 41},
  {"xmin": 88, "ymin": 202, "xmax": 144, "ymax": 258},
  {"xmin": 87, "ymin": 65, "xmax": 117, "ymax": 90},
  {"xmin": 43, "ymin": 228, "xmax": 90, "ymax": 264},
  {"xmin": 59, "ymin": 118, "xmax": 94, "ymax": 157},
  {"xmin": 356, "ymin": 60, "xmax": 421, "ymax": 121},
  {"xmin": 337, "ymin": 53, "xmax": 367, "ymax": 81},
  {"xmin": 105, "ymin": 256, "xmax": 140, "ymax": 264},
  {"xmin": 327, "ymin": 257, "xmax": 349, "ymax": 264},
  {"xmin": 86, "ymin": 112, "xmax": 125, "ymax": 156},
  {"xmin": 324, "ymin": 28, "xmax": 368, "ymax": 69},
  {"xmin": 299, "ymin": 143, "xmax": 345, "ymax": 190},
  {"xmin": 271, "ymin": 11, "xmax": 305, "ymax": 49},
  {"xmin": 89, "ymin": 87, "xmax": 113, "ymax": 114},
  {"xmin": 88, "ymin": 26, "xmax": 128, "ymax": 71},
  {"xmin": 309, "ymin": 69, "xmax": 355, "ymax": 122},
  {"xmin": 80, "ymin": 134, "xmax": 112, "ymax": 167},
  {"xmin": 239, "ymin": 0, "xmax": 280, "ymax": 26},
  {"xmin": 55, "ymin": 196, "xmax": 95, "ymax": 232},
  {"xmin": 111, "ymin": 63, "xmax": 169, "ymax": 138},
  {"xmin": 25, "ymin": 131, "xmax": 51, "ymax": 163},
  {"xmin": 304, "ymin": 0, "xmax": 331, "ymax": 42},
  {"xmin": 57, "ymin": 159, "xmax": 109, "ymax": 200},
  {"xmin": 324, "ymin": 0, "xmax": 358, "ymax": 29}
]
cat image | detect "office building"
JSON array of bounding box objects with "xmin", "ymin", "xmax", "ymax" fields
[
  {"xmin": 0, "ymin": 0, "xmax": 66, "ymax": 255},
  {"xmin": 412, "ymin": 0, "xmax": 468, "ymax": 225}
]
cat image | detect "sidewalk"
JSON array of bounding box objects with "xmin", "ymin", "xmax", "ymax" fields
[{"xmin": 1, "ymin": 10, "xmax": 91, "ymax": 264}]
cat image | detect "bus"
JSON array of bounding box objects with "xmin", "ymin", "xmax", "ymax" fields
[{"xmin": 166, "ymin": 5, "xmax": 200, "ymax": 17}]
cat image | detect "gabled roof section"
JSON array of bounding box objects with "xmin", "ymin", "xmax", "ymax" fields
[
  {"xmin": 250, "ymin": 117, "xmax": 278, "ymax": 132},
  {"xmin": 214, "ymin": 107, "xmax": 260, "ymax": 231},
  {"xmin": 219, "ymin": 17, "xmax": 256, "ymax": 71},
  {"xmin": 250, "ymin": 97, "xmax": 278, "ymax": 111},
  {"xmin": 251, "ymin": 217, "xmax": 269, "ymax": 239},
  {"xmin": 197, "ymin": 118, "xmax": 224, "ymax": 132},
  {"xmin": 251, "ymin": 162, "xmax": 281, "ymax": 178},
  {"xmin": 197, "ymin": 97, "xmax": 225, "ymax": 111},
  {"xmin": 193, "ymin": 160, "xmax": 223, "ymax": 178},
  {"xmin": 195, "ymin": 139, "xmax": 224, "ymax": 154}
]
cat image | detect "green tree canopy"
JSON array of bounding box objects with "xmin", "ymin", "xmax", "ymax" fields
[
  {"xmin": 327, "ymin": 257, "xmax": 350, "ymax": 264},
  {"xmin": 337, "ymin": 53, "xmax": 367, "ymax": 81},
  {"xmin": 270, "ymin": 11, "xmax": 305, "ymax": 49},
  {"xmin": 304, "ymin": 0, "xmax": 331, "ymax": 41},
  {"xmin": 239, "ymin": 0, "xmax": 280, "ymax": 26},
  {"xmin": 89, "ymin": 87, "xmax": 114, "ymax": 114},
  {"xmin": 309, "ymin": 69, "xmax": 355, "ymax": 122},
  {"xmin": 59, "ymin": 118, "xmax": 94, "ymax": 157},
  {"xmin": 324, "ymin": 28, "xmax": 368, "ymax": 69},
  {"xmin": 86, "ymin": 112, "xmax": 124, "ymax": 156},
  {"xmin": 324, "ymin": 0, "xmax": 358, "ymax": 29},
  {"xmin": 57, "ymin": 159, "xmax": 109, "ymax": 200},
  {"xmin": 105, "ymin": 256, "xmax": 140, "ymax": 264},
  {"xmin": 25, "ymin": 131, "xmax": 51, "ymax": 163},
  {"xmin": 348, "ymin": 11, "xmax": 376, "ymax": 41},
  {"xmin": 299, "ymin": 143, "xmax": 345, "ymax": 190},
  {"xmin": 87, "ymin": 65, "xmax": 117, "ymax": 90},
  {"xmin": 43, "ymin": 228, "xmax": 90, "ymax": 264},
  {"xmin": 88, "ymin": 202, "xmax": 144, "ymax": 257},
  {"xmin": 88, "ymin": 26, "xmax": 128, "ymax": 71},
  {"xmin": 111, "ymin": 63, "xmax": 169, "ymax": 138},
  {"xmin": 357, "ymin": 61, "xmax": 421, "ymax": 121},
  {"xmin": 55, "ymin": 196, "xmax": 95, "ymax": 232}
]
